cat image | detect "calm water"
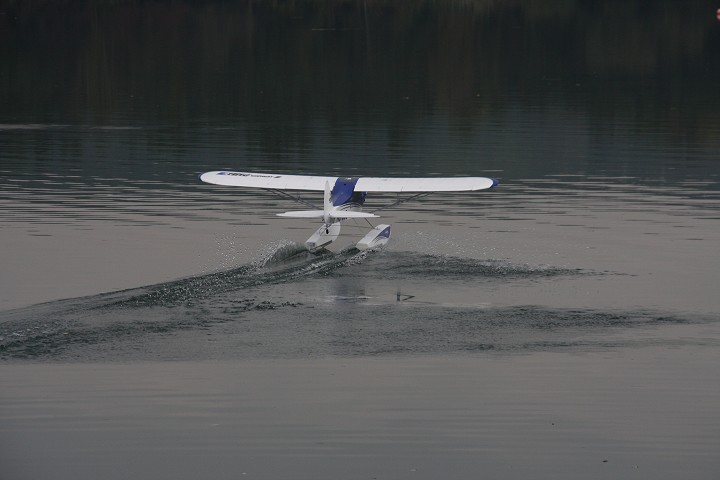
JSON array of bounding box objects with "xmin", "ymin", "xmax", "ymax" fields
[{"xmin": 1, "ymin": 1, "xmax": 720, "ymax": 479}]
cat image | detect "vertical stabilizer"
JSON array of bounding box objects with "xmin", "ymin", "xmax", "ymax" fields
[{"xmin": 323, "ymin": 180, "xmax": 332, "ymax": 225}]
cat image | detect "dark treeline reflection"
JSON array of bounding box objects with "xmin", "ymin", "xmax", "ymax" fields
[{"xmin": 1, "ymin": 0, "xmax": 719, "ymax": 146}]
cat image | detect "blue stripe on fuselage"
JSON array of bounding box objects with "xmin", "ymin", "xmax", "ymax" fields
[{"xmin": 331, "ymin": 177, "xmax": 366, "ymax": 207}]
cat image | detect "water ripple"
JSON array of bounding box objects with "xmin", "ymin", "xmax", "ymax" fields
[{"xmin": 0, "ymin": 245, "xmax": 711, "ymax": 361}]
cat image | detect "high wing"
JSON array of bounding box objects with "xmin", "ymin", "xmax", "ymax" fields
[
  {"xmin": 355, "ymin": 177, "xmax": 496, "ymax": 192},
  {"xmin": 200, "ymin": 171, "xmax": 335, "ymax": 190},
  {"xmin": 200, "ymin": 171, "xmax": 497, "ymax": 192}
]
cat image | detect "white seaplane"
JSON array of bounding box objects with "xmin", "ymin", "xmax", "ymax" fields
[{"xmin": 200, "ymin": 171, "xmax": 499, "ymax": 252}]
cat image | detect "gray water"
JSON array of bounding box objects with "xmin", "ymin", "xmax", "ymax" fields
[{"xmin": 1, "ymin": 1, "xmax": 720, "ymax": 479}]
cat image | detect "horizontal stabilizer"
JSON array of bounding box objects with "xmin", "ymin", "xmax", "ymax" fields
[
  {"xmin": 277, "ymin": 210, "xmax": 326, "ymax": 218},
  {"xmin": 277, "ymin": 210, "xmax": 379, "ymax": 219},
  {"xmin": 329, "ymin": 211, "xmax": 378, "ymax": 219}
]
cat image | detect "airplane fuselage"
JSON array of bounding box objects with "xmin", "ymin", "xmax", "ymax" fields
[{"xmin": 329, "ymin": 177, "xmax": 367, "ymax": 212}]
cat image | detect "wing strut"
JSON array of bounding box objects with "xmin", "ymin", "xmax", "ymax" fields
[
  {"xmin": 368, "ymin": 192, "xmax": 431, "ymax": 214},
  {"xmin": 266, "ymin": 189, "xmax": 320, "ymax": 210}
]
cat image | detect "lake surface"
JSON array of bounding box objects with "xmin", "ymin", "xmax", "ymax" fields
[{"xmin": 1, "ymin": 1, "xmax": 719, "ymax": 479}]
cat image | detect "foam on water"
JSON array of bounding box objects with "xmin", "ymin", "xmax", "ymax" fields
[{"xmin": 0, "ymin": 243, "xmax": 712, "ymax": 361}]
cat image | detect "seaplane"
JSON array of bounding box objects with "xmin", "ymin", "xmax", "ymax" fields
[{"xmin": 200, "ymin": 171, "xmax": 499, "ymax": 252}]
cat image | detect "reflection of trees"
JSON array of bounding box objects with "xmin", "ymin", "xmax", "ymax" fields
[{"xmin": 1, "ymin": 0, "xmax": 718, "ymax": 148}]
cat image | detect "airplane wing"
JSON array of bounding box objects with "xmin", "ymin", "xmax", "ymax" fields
[
  {"xmin": 355, "ymin": 176, "xmax": 497, "ymax": 192},
  {"xmin": 200, "ymin": 171, "xmax": 497, "ymax": 192},
  {"xmin": 200, "ymin": 171, "xmax": 336, "ymax": 190}
]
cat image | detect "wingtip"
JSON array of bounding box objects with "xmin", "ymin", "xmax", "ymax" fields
[{"xmin": 199, "ymin": 171, "xmax": 217, "ymax": 183}]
